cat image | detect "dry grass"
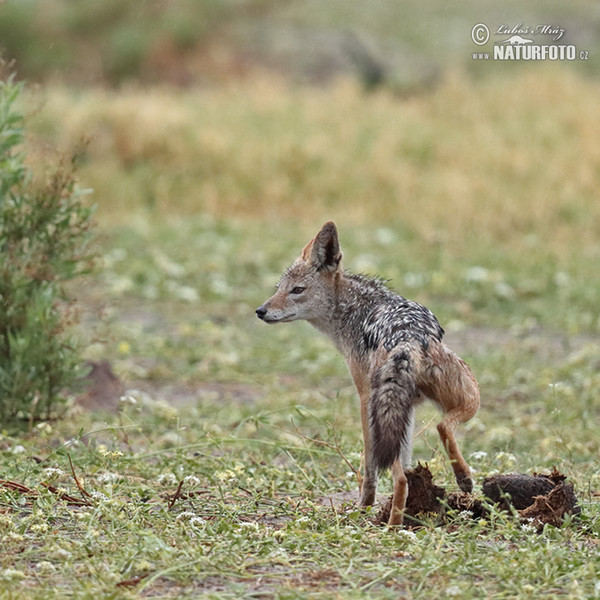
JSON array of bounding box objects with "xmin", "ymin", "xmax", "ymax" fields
[{"xmin": 24, "ymin": 68, "xmax": 600, "ymax": 259}]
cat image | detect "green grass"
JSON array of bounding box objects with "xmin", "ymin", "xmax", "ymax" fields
[
  {"xmin": 1, "ymin": 211, "xmax": 599, "ymax": 598},
  {"xmin": 1, "ymin": 378, "xmax": 599, "ymax": 599},
  {"xmin": 2, "ymin": 67, "xmax": 600, "ymax": 597}
]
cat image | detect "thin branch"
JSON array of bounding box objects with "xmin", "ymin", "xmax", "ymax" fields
[
  {"xmin": 68, "ymin": 453, "xmax": 92, "ymax": 500},
  {"xmin": 115, "ymin": 574, "xmax": 149, "ymax": 588},
  {"xmin": 40, "ymin": 482, "xmax": 90, "ymax": 506},
  {"xmin": 1, "ymin": 478, "xmax": 90, "ymax": 506},
  {"xmin": 414, "ymin": 415, "xmax": 436, "ymax": 439},
  {"xmin": 0, "ymin": 479, "xmax": 32, "ymax": 494},
  {"xmin": 168, "ymin": 480, "xmax": 184, "ymax": 511}
]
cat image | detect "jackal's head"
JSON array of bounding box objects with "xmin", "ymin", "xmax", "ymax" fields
[{"xmin": 256, "ymin": 221, "xmax": 343, "ymax": 324}]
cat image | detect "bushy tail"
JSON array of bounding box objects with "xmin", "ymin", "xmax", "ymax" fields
[{"xmin": 369, "ymin": 349, "xmax": 419, "ymax": 471}]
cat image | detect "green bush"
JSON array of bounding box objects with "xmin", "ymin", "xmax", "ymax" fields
[{"xmin": 0, "ymin": 76, "xmax": 95, "ymax": 423}]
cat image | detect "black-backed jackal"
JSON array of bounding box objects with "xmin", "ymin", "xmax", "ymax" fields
[{"xmin": 256, "ymin": 221, "xmax": 480, "ymax": 525}]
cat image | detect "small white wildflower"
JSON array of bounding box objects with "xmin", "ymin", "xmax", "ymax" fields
[
  {"xmin": 495, "ymin": 281, "xmax": 515, "ymax": 299},
  {"xmin": 151, "ymin": 400, "xmax": 178, "ymax": 420},
  {"xmin": 105, "ymin": 247, "xmax": 127, "ymax": 266},
  {"xmin": 215, "ymin": 470, "xmax": 236, "ymax": 483},
  {"xmin": 157, "ymin": 473, "xmax": 177, "ymax": 486},
  {"xmin": 99, "ymin": 449, "xmax": 123, "ymax": 460},
  {"xmin": 240, "ymin": 521, "xmax": 260, "ymax": 532},
  {"xmin": 494, "ymin": 451, "xmax": 517, "ymax": 468},
  {"xmin": 120, "ymin": 389, "xmax": 154, "ymax": 407},
  {"xmin": 521, "ymin": 518, "xmax": 538, "ymax": 534},
  {"xmin": 457, "ymin": 510, "xmax": 474, "ymax": 522},
  {"xmin": 0, "ymin": 569, "xmax": 26, "ymax": 582},
  {"xmin": 135, "ymin": 559, "xmax": 154, "ymax": 571},
  {"xmin": 554, "ymin": 271, "xmax": 570, "ymax": 288},
  {"xmin": 86, "ymin": 528, "xmax": 101, "ymax": 538},
  {"xmin": 35, "ymin": 422, "xmax": 53, "ymax": 435},
  {"xmin": 375, "ymin": 227, "xmax": 396, "ymax": 245},
  {"xmin": 52, "ymin": 547, "xmax": 72, "ymax": 560},
  {"xmin": 445, "ymin": 585, "xmax": 462, "ymax": 597},
  {"xmin": 209, "ymin": 276, "xmax": 229, "ymax": 297},
  {"xmin": 396, "ymin": 530, "xmax": 418, "ymax": 542},
  {"xmin": 119, "ymin": 393, "xmax": 138, "ymax": 406},
  {"xmin": 43, "ymin": 467, "xmax": 65, "ymax": 480},
  {"xmin": 183, "ymin": 475, "xmax": 201, "ymax": 487},
  {"xmin": 465, "ymin": 266, "xmax": 489, "ymax": 283},
  {"xmin": 89, "ymin": 491, "xmax": 109, "ymax": 501},
  {"xmin": 96, "ymin": 471, "xmax": 120, "ymax": 484},
  {"xmin": 12, "ymin": 445, "xmax": 25, "ymax": 454},
  {"xmin": 110, "ymin": 276, "xmax": 134, "ymax": 295},
  {"xmin": 35, "ymin": 561, "xmax": 55, "ymax": 574},
  {"xmin": 0, "ymin": 514, "xmax": 13, "ymax": 528},
  {"xmin": 404, "ymin": 272, "xmax": 428, "ymax": 288},
  {"xmin": 175, "ymin": 285, "xmax": 200, "ymax": 303},
  {"xmin": 189, "ymin": 516, "xmax": 206, "ymax": 528},
  {"xmin": 489, "ymin": 426, "xmax": 513, "ymax": 442},
  {"xmin": 176, "ymin": 511, "xmax": 198, "ymax": 522},
  {"xmin": 469, "ymin": 451, "xmax": 488, "ymax": 461},
  {"xmin": 153, "ymin": 249, "xmax": 186, "ymax": 278},
  {"xmin": 75, "ymin": 511, "xmax": 92, "ymax": 521}
]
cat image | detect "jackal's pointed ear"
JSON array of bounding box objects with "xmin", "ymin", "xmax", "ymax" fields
[{"xmin": 302, "ymin": 221, "xmax": 343, "ymax": 272}]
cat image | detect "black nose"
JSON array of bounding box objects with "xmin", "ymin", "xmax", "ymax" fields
[{"xmin": 255, "ymin": 306, "xmax": 267, "ymax": 319}]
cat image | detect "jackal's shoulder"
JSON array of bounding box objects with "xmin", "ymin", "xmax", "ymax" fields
[{"xmin": 341, "ymin": 272, "xmax": 444, "ymax": 352}]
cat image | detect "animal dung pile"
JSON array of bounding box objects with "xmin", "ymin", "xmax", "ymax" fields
[{"xmin": 376, "ymin": 464, "xmax": 579, "ymax": 530}]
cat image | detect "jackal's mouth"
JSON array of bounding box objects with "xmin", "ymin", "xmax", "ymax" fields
[
  {"xmin": 256, "ymin": 307, "xmax": 297, "ymax": 324},
  {"xmin": 261, "ymin": 314, "xmax": 296, "ymax": 324}
]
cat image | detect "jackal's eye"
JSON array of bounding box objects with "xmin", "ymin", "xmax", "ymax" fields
[{"xmin": 290, "ymin": 286, "xmax": 306, "ymax": 295}]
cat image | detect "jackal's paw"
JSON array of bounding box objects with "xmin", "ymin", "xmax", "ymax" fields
[
  {"xmin": 457, "ymin": 473, "xmax": 474, "ymax": 493},
  {"xmin": 359, "ymin": 488, "xmax": 376, "ymax": 507}
]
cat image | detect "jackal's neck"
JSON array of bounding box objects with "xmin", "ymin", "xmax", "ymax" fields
[{"xmin": 306, "ymin": 272, "xmax": 381, "ymax": 356}]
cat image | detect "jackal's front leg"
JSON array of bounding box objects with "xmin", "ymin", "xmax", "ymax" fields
[
  {"xmin": 359, "ymin": 388, "xmax": 378, "ymax": 506},
  {"xmin": 348, "ymin": 358, "xmax": 378, "ymax": 506}
]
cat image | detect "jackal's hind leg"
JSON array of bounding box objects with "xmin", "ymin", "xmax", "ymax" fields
[
  {"xmin": 437, "ymin": 413, "xmax": 474, "ymax": 492},
  {"xmin": 388, "ymin": 459, "xmax": 408, "ymax": 526},
  {"xmin": 426, "ymin": 345, "xmax": 480, "ymax": 493},
  {"xmin": 399, "ymin": 406, "xmax": 415, "ymax": 469}
]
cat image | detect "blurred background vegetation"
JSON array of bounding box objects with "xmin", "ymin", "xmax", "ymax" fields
[
  {"xmin": 0, "ymin": 0, "xmax": 599, "ymax": 397},
  {"xmin": 1, "ymin": 0, "xmax": 598, "ymax": 87}
]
